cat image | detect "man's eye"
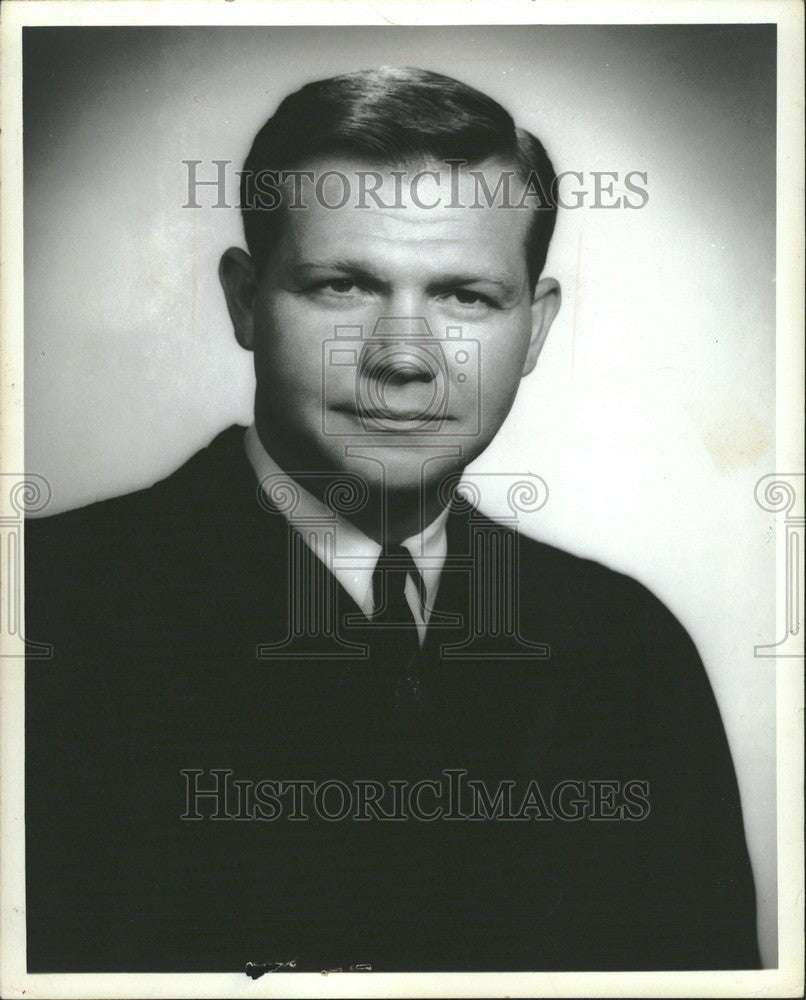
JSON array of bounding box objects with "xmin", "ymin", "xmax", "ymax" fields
[
  {"xmin": 325, "ymin": 279, "xmax": 357, "ymax": 294},
  {"xmin": 446, "ymin": 290, "xmax": 491, "ymax": 307}
]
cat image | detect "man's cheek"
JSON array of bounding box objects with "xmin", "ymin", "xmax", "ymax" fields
[{"xmin": 481, "ymin": 362, "xmax": 523, "ymax": 423}]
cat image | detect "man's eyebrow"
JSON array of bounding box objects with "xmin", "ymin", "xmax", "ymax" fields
[
  {"xmin": 291, "ymin": 259, "xmax": 517, "ymax": 290},
  {"xmin": 289, "ymin": 259, "xmax": 382, "ymax": 279},
  {"xmin": 426, "ymin": 272, "xmax": 519, "ymax": 291}
]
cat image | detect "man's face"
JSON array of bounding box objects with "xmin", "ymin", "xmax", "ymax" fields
[{"xmin": 221, "ymin": 158, "xmax": 560, "ymax": 504}]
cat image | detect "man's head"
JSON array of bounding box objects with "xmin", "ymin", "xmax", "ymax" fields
[{"xmin": 220, "ymin": 67, "xmax": 561, "ymax": 530}]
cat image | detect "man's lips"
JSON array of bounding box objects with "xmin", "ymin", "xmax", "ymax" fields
[{"xmin": 332, "ymin": 404, "xmax": 454, "ymax": 423}]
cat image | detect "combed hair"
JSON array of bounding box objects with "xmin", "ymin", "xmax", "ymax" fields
[{"xmin": 241, "ymin": 67, "xmax": 557, "ymax": 286}]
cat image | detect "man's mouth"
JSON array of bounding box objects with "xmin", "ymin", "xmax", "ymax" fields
[{"xmin": 332, "ymin": 403, "xmax": 454, "ymax": 425}]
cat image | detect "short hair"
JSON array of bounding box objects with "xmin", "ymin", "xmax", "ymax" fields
[{"xmin": 240, "ymin": 67, "xmax": 557, "ymax": 289}]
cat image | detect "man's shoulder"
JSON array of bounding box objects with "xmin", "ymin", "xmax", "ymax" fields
[
  {"xmin": 519, "ymin": 527, "xmax": 668, "ymax": 618},
  {"xmin": 461, "ymin": 508, "xmax": 697, "ymax": 662},
  {"xmin": 461, "ymin": 508, "xmax": 668, "ymax": 613},
  {"xmin": 26, "ymin": 424, "xmax": 252, "ymax": 543},
  {"xmin": 24, "ymin": 425, "xmax": 261, "ymax": 619}
]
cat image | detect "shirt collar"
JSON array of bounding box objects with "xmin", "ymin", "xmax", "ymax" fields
[{"xmin": 244, "ymin": 424, "xmax": 449, "ymax": 620}]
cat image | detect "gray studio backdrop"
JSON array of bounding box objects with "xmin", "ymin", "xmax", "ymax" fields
[{"xmin": 23, "ymin": 25, "xmax": 777, "ymax": 964}]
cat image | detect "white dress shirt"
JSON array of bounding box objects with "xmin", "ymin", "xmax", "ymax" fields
[{"xmin": 244, "ymin": 424, "xmax": 448, "ymax": 645}]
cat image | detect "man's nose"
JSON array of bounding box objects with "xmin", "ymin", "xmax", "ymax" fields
[
  {"xmin": 358, "ymin": 339, "xmax": 439, "ymax": 386},
  {"xmin": 357, "ymin": 304, "xmax": 440, "ymax": 385},
  {"xmin": 382, "ymin": 292, "xmax": 430, "ymax": 332},
  {"xmin": 371, "ymin": 312, "xmax": 430, "ymax": 341}
]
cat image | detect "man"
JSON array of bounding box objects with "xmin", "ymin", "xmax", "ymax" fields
[{"xmin": 25, "ymin": 67, "xmax": 760, "ymax": 973}]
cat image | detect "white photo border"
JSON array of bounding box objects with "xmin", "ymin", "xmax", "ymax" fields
[{"xmin": 1, "ymin": 2, "xmax": 802, "ymax": 997}]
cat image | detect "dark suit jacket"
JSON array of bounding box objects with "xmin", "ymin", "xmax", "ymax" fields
[{"xmin": 25, "ymin": 425, "xmax": 760, "ymax": 972}]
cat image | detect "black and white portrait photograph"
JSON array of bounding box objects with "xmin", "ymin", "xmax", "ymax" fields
[{"xmin": 0, "ymin": 1, "xmax": 803, "ymax": 997}]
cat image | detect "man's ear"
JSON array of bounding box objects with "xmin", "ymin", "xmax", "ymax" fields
[
  {"xmin": 522, "ymin": 277, "xmax": 561, "ymax": 377},
  {"xmin": 219, "ymin": 247, "xmax": 258, "ymax": 351}
]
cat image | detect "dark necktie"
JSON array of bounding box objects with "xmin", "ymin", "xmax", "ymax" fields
[{"xmin": 370, "ymin": 543, "xmax": 425, "ymax": 686}]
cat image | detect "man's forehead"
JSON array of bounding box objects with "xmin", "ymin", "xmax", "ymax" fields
[
  {"xmin": 274, "ymin": 157, "xmax": 533, "ymax": 275},
  {"xmin": 298, "ymin": 155, "xmax": 528, "ymax": 207}
]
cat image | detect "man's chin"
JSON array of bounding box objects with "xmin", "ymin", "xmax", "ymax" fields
[{"xmin": 324, "ymin": 435, "xmax": 471, "ymax": 488}]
